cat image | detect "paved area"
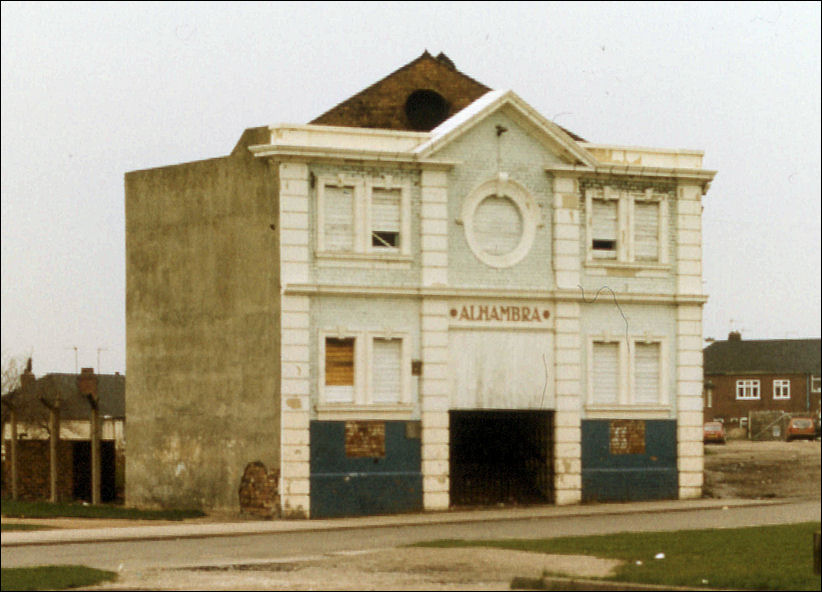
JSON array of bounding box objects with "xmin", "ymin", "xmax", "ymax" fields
[{"xmin": 1, "ymin": 496, "xmax": 798, "ymax": 548}]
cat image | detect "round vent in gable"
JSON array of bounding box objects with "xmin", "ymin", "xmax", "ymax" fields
[{"xmin": 404, "ymin": 89, "xmax": 450, "ymax": 131}]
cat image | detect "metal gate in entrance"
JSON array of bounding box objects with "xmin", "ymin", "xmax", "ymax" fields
[{"xmin": 449, "ymin": 410, "xmax": 554, "ymax": 507}]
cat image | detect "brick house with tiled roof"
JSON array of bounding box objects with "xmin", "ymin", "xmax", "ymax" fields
[
  {"xmin": 703, "ymin": 333, "xmax": 821, "ymax": 427},
  {"xmin": 1, "ymin": 370, "xmax": 125, "ymax": 502}
]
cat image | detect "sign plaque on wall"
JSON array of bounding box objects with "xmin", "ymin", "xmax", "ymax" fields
[
  {"xmin": 345, "ymin": 421, "xmax": 386, "ymax": 458},
  {"xmin": 609, "ymin": 419, "xmax": 646, "ymax": 455},
  {"xmin": 449, "ymin": 301, "xmax": 552, "ymax": 328}
]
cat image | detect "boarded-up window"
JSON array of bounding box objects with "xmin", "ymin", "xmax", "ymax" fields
[
  {"xmin": 592, "ymin": 199, "xmax": 617, "ymax": 258},
  {"xmin": 634, "ymin": 201, "xmax": 659, "ymax": 261},
  {"xmin": 593, "ymin": 342, "xmax": 619, "ymax": 404},
  {"xmin": 634, "ymin": 342, "xmax": 660, "ymax": 404},
  {"xmin": 474, "ymin": 195, "xmax": 522, "ymax": 256},
  {"xmin": 372, "ymin": 338, "xmax": 401, "ymax": 403},
  {"xmin": 323, "ymin": 185, "xmax": 354, "ymax": 251},
  {"xmin": 325, "ymin": 337, "xmax": 354, "ymax": 402},
  {"xmin": 609, "ymin": 420, "xmax": 646, "ymax": 454},
  {"xmin": 371, "ymin": 187, "xmax": 401, "ymax": 249}
]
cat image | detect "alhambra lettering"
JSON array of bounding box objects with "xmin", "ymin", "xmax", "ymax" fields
[{"xmin": 455, "ymin": 305, "xmax": 548, "ymax": 322}]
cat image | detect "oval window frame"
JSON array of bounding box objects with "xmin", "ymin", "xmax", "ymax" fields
[{"xmin": 462, "ymin": 176, "xmax": 539, "ymax": 268}]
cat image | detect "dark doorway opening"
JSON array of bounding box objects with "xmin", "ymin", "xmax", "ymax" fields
[
  {"xmin": 449, "ymin": 410, "xmax": 554, "ymax": 507},
  {"xmin": 72, "ymin": 440, "xmax": 116, "ymax": 502}
]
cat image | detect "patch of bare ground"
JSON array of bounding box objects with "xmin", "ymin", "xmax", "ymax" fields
[
  {"xmin": 97, "ymin": 548, "xmax": 621, "ymax": 591},
  {"xmin": 703, "ymin": 438, "xmax": 821, "ymax": 499}
]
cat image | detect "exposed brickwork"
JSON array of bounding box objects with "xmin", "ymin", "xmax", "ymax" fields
[
  {"xmin": 345, "ymin": 421, "xmax": 386, "ymax": 458},
  {"xmin": 1, "ymin": 440, "xmax": 73, "ymax": 501},
  {"xmin": 311, "ymin": 52, "xmax": 490, "ymax": 131},
  {"xmin": 238, "ymin": 461, "xmax": 280, "ymax": 518}
]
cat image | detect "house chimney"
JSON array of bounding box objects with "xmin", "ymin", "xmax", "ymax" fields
[
  {"xmin": 77, "ymin": 367, "xmax": 98, "ymax": 400},
  {"xmin": 20, "ymin": 357, "xmax": 35, "ymax": 391},
  {"xmin": 728, "ymin": 331, "xmax": 742, "ymax": 341}
]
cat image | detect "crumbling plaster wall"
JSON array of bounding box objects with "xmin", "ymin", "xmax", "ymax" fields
[{"xmin": 125, "ymin": 141, "xmax": 280, "ymax": 510}]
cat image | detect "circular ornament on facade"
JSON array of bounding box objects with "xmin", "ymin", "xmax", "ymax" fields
[{"xmin": 461, "ymin": 176, "xmax": 538, "ymax": 268}]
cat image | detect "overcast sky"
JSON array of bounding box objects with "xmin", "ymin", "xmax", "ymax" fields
[{"xmin": 2, "ymin": 1, "xmax": 820, "ymax": 376}]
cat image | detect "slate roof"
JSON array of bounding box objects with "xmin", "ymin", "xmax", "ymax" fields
[
  {"xmin": 703, "ymin": 339, "xmax": 821, "ymax": 375},
  {"xmin": 3, "ymin": 373, "xmax": 125, "ymax": 420},
  {"xmin": 310, "ymin": 50, "xmax": 586, "ymax": 141}
]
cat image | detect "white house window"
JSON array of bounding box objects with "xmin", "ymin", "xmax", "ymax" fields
[
  {"xmin": 370, "ymin": 187, "xmax": 401, "ymax": 250},
  {"xmin": 474, "ymin": 195, "xmax": 523, "ymax": 256},
  {"xmin": 633, "ymin": 200, "xmax": 660, "ymax": 261},
  {"xmin": 591, "ymin": 198, "xmax": 618, "ymax": 258},
  {"xmin": 736, "ymin": 379, "xmax": 760, "ymax": 400},
  {"xmin": 634, "ymin": 342, "xmax": 661, "ymax": 404},
  {"xmin": 461, "ymin": 176, "xmax": 539, "ymax": 268},
  {"xmin": 323, "ymin": 185, "xmax": 356, "ymax": 252},
  {"xmin": 812, "ymin": 376, "xmax": 820, "ymax": 393},
  {"xmin": 319, "ymin": 329, "xmax": 411, "ymax": 415},
  {"xmin": 585, "ymin": 187, "xmax": 667, "ymax": 265},
  {"xmin": 592, "ymin": 341, "xmax": 619, "ymax": 404},
  {"xmin": 317, "ymin": 174, "xmax": 410, "ymax": 257},
  {"xmin": 772, "ymin": 379, "xmax": 790, "ymax": 400},
  {"xmin": 588, "ymin": 337, "xmax": 668, "ymax": 409},
  {"xmin": 371, "ymin": 338, "xmax": 402, "ymax": 403},
  {"xmin": 324, "ymin": 337, "xmax": 356, "ymax": 403}
]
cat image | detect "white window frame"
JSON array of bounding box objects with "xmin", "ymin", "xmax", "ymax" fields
[
  {"xmin": 318, "ymin": 328, "xmax": 412, "ymax": 414},
  {"xmin": 735, "ymin": 379, "xmax": 760, "ymax": 400},
  {"xmin": 812, "ymin": 376, "xmax": 820, "ymax": 393},
  {"xmin": 366, "ymin": 177, "xmax": 411, "ymax": 256},
  {"xmin": 586, "ymin": 335, "xmax": 669, "ymax": 409},
  {"xmin": 772, "ymin": 379, "xmax": 791, "ymax": 400},
  {"xmin": 316, "ymin": 173, "xmax": 411, "ymax": 259},
  {"xmin": 316, "ymin": 174, "xmax": 364, "ymax": 254},
  {"xmin": 585, "ymin": 186, "xmax": 669, "ymax": 267}
]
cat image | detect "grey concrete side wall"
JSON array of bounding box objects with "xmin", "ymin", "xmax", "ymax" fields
[{"xmin": 125, "ymin": 147, "xmax": 280, "ymax": 510}]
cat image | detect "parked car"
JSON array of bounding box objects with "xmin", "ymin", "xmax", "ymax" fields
[
  {"xmin": 703, "ymin": 421, "xmax": 726, "ymax": 444},
  {"xmin": 786, "ymin": 417, "xmax": 816, "ymax": 441}
]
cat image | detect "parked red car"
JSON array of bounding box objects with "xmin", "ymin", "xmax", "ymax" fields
[
  {"xmin": 703, "ymin": 421, "xmax": 726, "ymax": 444},
  {"xmin": 786, "ymin": 417, "xmax": 816, "ymax": 441}
]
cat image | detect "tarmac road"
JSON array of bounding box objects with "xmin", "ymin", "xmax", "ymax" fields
[{"xmin": 3, "ymin": 498, "xmax": 820, "ymax": 571}]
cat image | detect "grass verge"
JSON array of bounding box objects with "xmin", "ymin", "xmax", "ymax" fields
[
  {"xmin": 1, "ymin": 565, "xmax": 117, "ymax": 591},
  {"xmin": 0, "ymin": 523, "xmax": 54, "ymax": 532},
  {"xmin": 414, "ymin": 522, "xmax": 822, "ymax": 591},
  {"xmin": 1, "ymin": 499, "xmax": 205, "ymax": 521}
]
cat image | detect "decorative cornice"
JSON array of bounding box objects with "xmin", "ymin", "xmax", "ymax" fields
[
  {"xmin": 280, "ymin": 282, "xmax": 708, "ymax": 304},
  {"xmin": 545, "ymin": 163, "xmax": 717, "ymax": 186},
  {"xmin": 248, "ymin": 144, "xmax": 457, "ymax": 169}
]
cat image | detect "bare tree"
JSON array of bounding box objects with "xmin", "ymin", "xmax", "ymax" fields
[
  {"xmin": 1, "ymin": 353, "xmax": 27, "ymax": 396},
  {"xmin": 2, "ymin": 352, "xmax": 32, "ymax": 500}
]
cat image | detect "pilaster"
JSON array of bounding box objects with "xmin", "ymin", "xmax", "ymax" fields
[
  {"xmin": 553, "ymin": 300, "xmax": 582, "ymax": 505},
  {"xmin": 676, "ymin": 303, "xmax": 703, "ymax": 498},
  {"xmin": 420, "ymin": 170, "xmax": 449, "ymax": 287},
  {"xmin": 552, "ymin": 176, "xmax": 582, "ymax": 290},
  {"xmin": 278, "ymin": 162, "xmax": 312, "ymax": 517},
  {"xmin": 420, "ymin": 298, "xmax": 450, "ymax": 510},
  {"xmin": 675, "ymin": 185, "xmax": 703, "ymax": 296}
]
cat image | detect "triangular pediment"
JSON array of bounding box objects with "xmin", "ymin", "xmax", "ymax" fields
[{"xmin": 414, "ymin": 90, "xmax": 597, "ymax": 167}]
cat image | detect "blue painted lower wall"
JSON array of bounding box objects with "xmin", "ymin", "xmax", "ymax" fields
[
  {"xmin": 581, "ymin": 420, "xmax": 678, "ymax": 502},
  {"xmin": 309, "ymin": 421, "xmax": 422, "ymax": 518}
]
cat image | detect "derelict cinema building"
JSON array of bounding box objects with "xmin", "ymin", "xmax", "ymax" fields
[{"xmin": 125, "ymin": 52, "xmax": 715, "ymax": 518}]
